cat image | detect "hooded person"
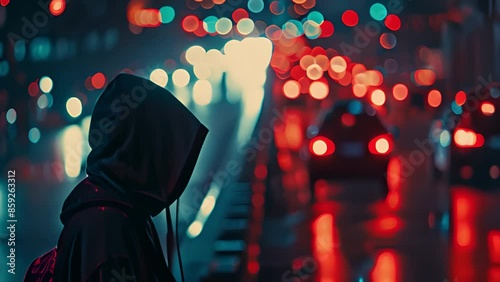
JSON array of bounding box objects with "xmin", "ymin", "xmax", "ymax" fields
[{"xmin": 45, "ymin": 73, "xmax": 207, "ymax": 281}]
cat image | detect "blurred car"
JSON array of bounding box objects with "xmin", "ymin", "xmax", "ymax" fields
[
  {"xmin": 307, "ymin": 100, "xmax": 393, "ymax": 198},
  {"xmin": 430, "ymin": 88, "xmax": 500, "ymax": 189}
]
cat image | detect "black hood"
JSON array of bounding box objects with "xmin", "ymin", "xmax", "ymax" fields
[{"xmin": 61, "ymin": 73, "xmax": 208, "ymax": 221}]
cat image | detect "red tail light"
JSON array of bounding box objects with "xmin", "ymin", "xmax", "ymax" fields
[
  {"xmin": 369, "ymin": 134, "xmax": 393, "ymax": 155},
  {"xmin": 454, "ymin": 128, "xmax": 484, "ymax": 148},
  {"xmin": 309, "ymin": 136, "xmax": 335, "ymax": 156}
]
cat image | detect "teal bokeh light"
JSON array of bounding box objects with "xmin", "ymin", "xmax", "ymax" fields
[
  {"xmin": 307, "ymin": 11, "xmax": 324, "ymax": 25},
  {"xmin": 159, "ymin": 6, "xmax": 175, "ymax": 24},
  {"xmin": 203, "ymin": 16, "xmax": 218, "ymax": 33},
  {"xmin": 248, "ymin": 0, "xmax": 264, "ymax": 13},
  {"xmin": 370, "ymin": 3, "xmax": 388, "ymax": 21}
]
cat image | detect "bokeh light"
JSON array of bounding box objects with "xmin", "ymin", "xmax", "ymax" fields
[
  {"xmin": 39, "ymin": 76, "xmax": 53, "ymax": 93},
  {"xmin": 309, "ymin": 81, "xmax": 329, "ymax": 100},
  {"xmin": 455, "ymin": 90, "xmax": 467, "ymax": 106},
  {"xmin": 385, "ymin": 14, "xmax": 401, "ymax": 31},
  {"xmin": 370, "ymin": 3, "xmax": 388, "ymax": 21},
  {"xmin": 66, "ymin": 97, "xmax": 83, "ymax": 118},
  {"xmin": 159, "ymin": 6, "xmax": 175, "ymax": 24},
  {"xmin": 6, "ymin": 108, "xmax": 16, "ymax": 124},
  {"xmin": 342, "ymin": 10, "xmax": 359, "ymax": 27},
  {"xmin": 193, "ymin": 80, "xmax": 213, "ymax": 106},
  {"xmin": 282, "ymin": 20, "xmax": 303, "ymax": 38},
  {"xmin": 28, "ymin": 81, "xmax": 39, "ymax": 96},
  {"xmin": 270, "ymin": 1, "xmax": 285, "ymax": 15},
  {"xmin": 203, "ymin": 16, "xmax": 218, "ymax": 33},
  {"xmin": 248, "ymin": 0, "xmax": 264, "ymax": 13},
  {"xmin": 216, "ymin": 17, "xmax": 233, "ymax": 35},
  {"xmin": 353, "ymin": 84, "xmax": 367, "ymax": 97},
  {"xmin": 283, "ymin": 80, "xmax": 301, "ymax": 99},
  {"xmin": 91, "ymin": 72, "xmax": 106, "ymax": 89},
  {"xmin": 28, "ymin": 127, "xmax": 41, "ymax": 143},
  {"xmin": 186, "ymin": 45, "xmax": 206, "ymax": 65},
  {"xmin": 320, "ymin": 20, "xmax": 334, "ymax": 37},
  {"xmin": 149, "ymin": 69, "xmax": 168, "ymax": 87},
  {"xmin": 193, "ymin": 62, "xmax": 211, "ymax": 80},
  {"xmin": 330, "ymin": 56, "xmax": 347, "ymax": 73},
  {"xmin": 308, "ymin": 11, "xmax": 324, "ymax": 25},
  {"xmin": 392, "ymin": 84, "xmax": 408, "ymax": 101},
  {"xmin": 37, "ymin": 94, "xmax": 49, "ymax": 109},
  {"xmin": 427, "ymin": 90, "xmax": 442, "ymax": 108},
  {"xmin": 306, "ymin": 64, "xmax": 324, "ymax": 80},
  {"xmin": 481, "ymin": 102, "xmax": 495, "ymax": 116},
  {"xmin": 172, "ymin": 69, "xmax": 190, "ymax": 87},
  {"xmin": 237, "ymin": 18, "xmax": 255, "ymax": 35},
  {"xmin": 0, "ymin": 0, "xmax": 9, "ymax": 7},
  {"xmin": 371, "ymin": 89, "xmax": 386, "ymax": 106},
  {"xmin": 182, "ymin": 15, "xmax": 199, "ymax": 32},
  {"xmin": 380, "ymin": 33, "xmax": 397, "ymax": 49},
  {"xmin": 303, "ymin": 20, "xmax": 321, "ymax": 39},
  {"xmin": 232, "ymin": 8, "xmax": 249, "ymax": 22},
  {"xmin": 49, "ymin": 0, "xmax": 66, "ymax": 16},
  {"xmin": 414, "ymin": 69, "xmax": 436, "ymax": 86}
]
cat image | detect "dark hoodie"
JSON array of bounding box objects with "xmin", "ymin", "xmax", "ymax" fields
[{"xmin": 52, "ymin": 73, "xmax": 208, "ymax": 281}]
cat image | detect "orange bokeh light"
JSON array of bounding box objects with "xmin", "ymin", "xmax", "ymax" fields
[
  {"xmin": 414, "ymin": 69, "xmax": 436, "ymax": 86},
  {"xmin": 392, "ymin": 84, "xmax": 408, "ymax": 101},
  {"xmin": 427, "ymin": 90, "xmax": 442, "ymax": 108}
]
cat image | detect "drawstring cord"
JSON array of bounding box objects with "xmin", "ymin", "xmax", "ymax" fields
[
  {"xmin": 167, "ymin": 201, "xmax": 185, "ymax": 282},
  {"xmin": 176, "ymin": 200, "xmax": 186, "ymax": 282}
]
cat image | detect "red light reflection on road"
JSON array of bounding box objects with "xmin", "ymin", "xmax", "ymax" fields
[
  {"xmin": 386, "ymin": 192, "xmax": 400, "ymax": 210},
  {"xmin": 273, "ymin": 109, "xmax": 304, "ymax": 151},
  {"xmin": 371, "ymin": 250, "xmax": 399, "ymax": 282},
  {"xmin": 312, "ymin": 213, "xmax": 341, "ymax": 281},
  {"xmin": 379, "ymin": 216, "xmax": 400, "ymax": 231},
  {"xmin": 453, "ymin": 190, "xmax": 476, "ymax": 249},
  {"xmin": 386, "ymin": 157, "xmax": 402, "ymax": 210},
  {"xmin": 489, "ymin": 267, "xmax": 500, "ymax": 282},
  {"xmin": 313, "ymin": 213, "xmax": 334, "ymax": 257},
  {"xmin": 489, "ymin": 231, "xmax": 500, "ymax": 264},
  {"xmin": 373, "ymin": 215, "xmax": 402, "ymax": 237}
]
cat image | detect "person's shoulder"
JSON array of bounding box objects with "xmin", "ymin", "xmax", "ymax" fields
[{"xmin": 64, "ymin": 206, "xmax": 134, "ymax": 232}]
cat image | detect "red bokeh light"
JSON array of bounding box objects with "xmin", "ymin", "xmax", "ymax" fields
[
  {"xmin": 371, "ymin": 251, "xmax": 397, "ymax": 282},
  {"xmin": 194, "ymin": 20, "xmax": 208, "ymax": 37},
  {"xmin": 49, "ymin": 0, "xmax": 66, "ymax": 16},
  {"xmin": 290, "ymin": 65, "xmax": 306, "ymax": 80},
  {"xmin": 28, "ymin": 81, "xmax": 39, "ymax": 97},
  {"xmin": 91, "ymin": 72, "xmax": 106, "ymax": 89},
  {"xmin": 254, "ymin": 164, "xmax": 268, "ymax": 180},
  {"xmin": 378, "ymin": 216, "xmax": 400, "ymax": 231},
  {"xmin": 489, "ymin": 231, "xmax": 500, "ymax": 263},
  {"xmin": 341, "ymin": 113, "xmax": 355, "ymax": 127},
  {"xmin": 319, "ymin": 20, "xmax": 334, "ymax": 38},
  {"xmin": 384, "ymin": 14, "xmax": 401, "ymax": 31},
  {"xmin": 232, "ymin": 8, "xmax": 249, "ymax": 23},
  {"xmin": 182, "ymin": 15, "xmax": 199, "ymax": 32},
  {"xmin": 309, "ymin": 136, "xmax": 335, "ymax": 156},
  {"xmin": 342, "ymin": 10, "xmax": 359, "ymax": 27},
  {"xmin": 369, "ymin": 134, "xmax": 393, "ymax": 155},
  {"xmin": 0, "ymin": 0, "xmax": 10, "ymax": 7},
  {"xmin": 310, "ymin": 46, "xmax": 327, "ymax": 56},
  {"xmin": 247, "ymin": 261, "xmax": 260, "ymax": 274},
  {"xmin": 455, "ymin": 91, "xmax": 467, "ymax": 106}
]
